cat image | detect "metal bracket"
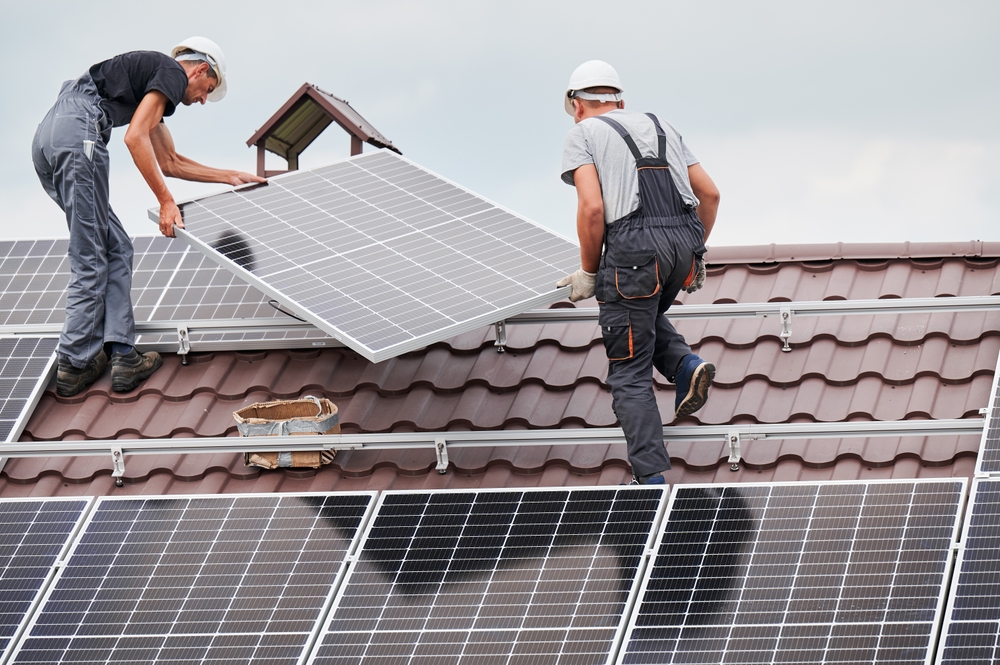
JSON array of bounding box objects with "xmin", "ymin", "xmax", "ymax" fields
[
  {"xmin": 177, "ymin": 326, "xmax": 191, "ymax": 365},
  {"xmin": 111, "ymin": 446, "xmax": 125, "ymax": 487},
  {"xmin": 494, "ymin": 321, "xmax": 507, "ymax": 353},
  {"xmin": 779, "ymin": 307, "xmax": 793, "ymax": 352},
  {"xmin": 727, "ymin": 432, "xmax": 741, "ymax": 471},
  {"xmin": 435, "ymin": 439, "xmax": 449, "ymax": 474},
  {"xmin": 980, "ymin": 407, "xmax": 989, "ymax": 416}
]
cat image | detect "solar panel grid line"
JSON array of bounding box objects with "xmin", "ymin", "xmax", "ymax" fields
[
  {"xmin": 7, "ymin": 492, "xmax": 377, "ymax": 665},
  {"xmin": 0, "ymin": 337, "xmax": 58, "ymax": 444},
  {"xmin": 974, "ymin": 350, "xmax": 1000, "ymax": 477},
  {"xmin": 0, "ymin": 498, "xmax": 92, "ymax": 665},
  {"xmin": 308, "ymin": 487, "xmax": 667, "ymax": 665},
  {"xmin": 618, "ymin": 479, "xmax": 965, "ymax": 665},
  {"xmin": 936, "ymin": 479, "xmax": 1000, "ymax": 665}
]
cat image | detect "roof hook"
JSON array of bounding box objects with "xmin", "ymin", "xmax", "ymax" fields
[
  {"xmin": 779, "ymin": 307, "xmax": 793, "ymax": 352},
  {"xmin": 494, "ymin": 320, "xmax": 507, "ymax": 353}
]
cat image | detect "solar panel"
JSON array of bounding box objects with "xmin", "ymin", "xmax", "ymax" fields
[
  {"xmin": 619, "ymin": 479, "xmax": 964, "ymax": 665},
  {"xmin": 309, "ymin": 487, "xmax": 665, "ymax": 665},
  {"xmin": 8, "ymin": 493, "xmax": 375, "ymax": 665},
  {"xmin": 0, "ymin": 498, "xmax": 89, "ymax": 662},
  {"xmin": 0, "ymin": 337, "xmax": 57, "ymax": 443},
  {"xmin": 976, "ymin": 353, "xmax": 1000, "ymax": 475},
  {"xmin": 938, "ymin": 479, "xmax": 1000, "ymax": 665},
  {"xmin": 162, "ymin": 151, "xmax": 579, "ymax": 362},
  {"xmin": 0, "ymin": 237, "xmax": 336, "ymax": 351}
]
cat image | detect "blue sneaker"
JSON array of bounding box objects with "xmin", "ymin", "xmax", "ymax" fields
[{"xmin": 674, "ymin": 354, "xmax": 715, "ymax": 417}]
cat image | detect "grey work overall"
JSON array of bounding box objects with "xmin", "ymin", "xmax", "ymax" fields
[
  {"xmin": 594, "ymin": 114, "xmax": 706, "ymax": 477},
  {"xmin": 31, "ymin": 73, "xmax": 135, "ymax": 369}
]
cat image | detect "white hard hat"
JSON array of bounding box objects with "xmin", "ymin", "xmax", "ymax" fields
[
  {"xmin": 564, "ymin": 60, "xmax": 623, "ymax": 116},
  {"xmin": 171, "ymin": 36, "xmax": 228, "ymax": 102}
]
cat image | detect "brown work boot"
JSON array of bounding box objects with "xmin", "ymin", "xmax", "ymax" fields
[
  {"xmin": 56, "ymin": 351, "xmax": 108, "ymax": 397},
  {"xmin": 111, "ymin": 348, "xmax": 163, "ymax": 393}
]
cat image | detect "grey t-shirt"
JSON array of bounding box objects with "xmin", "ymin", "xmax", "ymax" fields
[{"xmin": 561, "ymin": 110, "xmax": 700, "ymax": 225}]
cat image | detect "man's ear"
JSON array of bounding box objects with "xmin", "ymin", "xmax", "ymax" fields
[{"xmin": 573, "ymin": 99, "xmax": 585, "ymax": 123}]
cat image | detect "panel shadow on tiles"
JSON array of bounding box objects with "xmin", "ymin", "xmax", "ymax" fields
[
  {"xmin": 619, "ymin": 480, "xmax": 964, "ymax": 665},
  {"xmin": 168, "ymin": 150, "xmax": 580, "ymax": 362},
  {"xmin": 0, "ymin": 336, "xmax": 57, "ymax": 442},
  {"xmin": 938, "ymin": 479, "xmax": 1000, "ymax": 665},
  {"xmin": 309, "ymin": 488, "xmax": 665, "ymax": 665},
  {"xmin": 0, "ymin": 498, "xmax": 89, "ymax": 662},
  {"xmin": 8, "ymin": 493, "xmax": 374, "ymax": 665}
]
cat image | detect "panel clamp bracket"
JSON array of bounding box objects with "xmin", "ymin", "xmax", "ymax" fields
[
  {"xmin": 727, "ymin": 432, "xmax": 741, "ymax": 471},
  {"xmin": 494, "ymin": 321, "xmax": 507, "ymax": 353},
  {"xmin": 111, "ymin": 446, "xmax": 125, "ymax": 487},
  {"xmin": 435, "ymin": 438, "xmax": 449, "ymax": 474},
  {"xmin": 779, "ymin": 307, "xmax": 793, "ymax": 352},
  {"xmin": 177, "ymin": 326, "xmax": 191, "ymax": 365}
]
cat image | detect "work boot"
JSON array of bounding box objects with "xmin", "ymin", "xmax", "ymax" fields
[
  {"xmin": 674, "ymin": 353, "xmax": 715, "ymax": 417},
  {"xmin": 111, "ymin": 348, "xmax": 163, "ymax": 393},
  {"xmin": 56, "ymin": 351, "xmax": 108, "ymax": 397}
]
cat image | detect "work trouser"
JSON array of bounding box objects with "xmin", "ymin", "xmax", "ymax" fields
[
  {"xmin": 31, "ymin": 74, "xmax": 135, "ymax": 369},
  {"xmin": 595, "ymin": 114, "xmax": 706, "ymax": 478}
]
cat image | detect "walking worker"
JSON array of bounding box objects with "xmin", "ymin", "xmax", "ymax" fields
[
  {"xmin": 32, "ymin": 37, "xmax": 264, "ymax": 397},
  {"xmin": 557, "ymin": 60, "xmax": 721, "ymax": 485}
]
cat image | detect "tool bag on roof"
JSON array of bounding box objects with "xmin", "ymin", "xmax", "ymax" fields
[{"xmin": 234, "ymin": 395, "xmax": 339, "ymax": 469}]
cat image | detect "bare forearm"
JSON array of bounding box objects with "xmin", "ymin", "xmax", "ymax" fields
[
  {"xmin": 125, "ymin": 133, "xmax": 174, "ymax": 205},
  {"xmin": 161, "ymin": 153, "xmax": 237, "ymax": 184},
  {"xmin": 577, "ymin": 206, "xmax": 604, "ymax": 273},
  {"xmin": 696, "ymin": 198, "xmax": 718, "ymax": 242}
]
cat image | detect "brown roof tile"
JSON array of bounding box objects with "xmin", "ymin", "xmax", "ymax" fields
[{"xmin": 4, "ymin": 247, "xmax": 995, "ymax": 494}]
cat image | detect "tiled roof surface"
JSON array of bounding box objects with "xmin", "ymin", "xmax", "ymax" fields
[{"xmin": 4, "ymin": 242, "xmax": 996, "ymax": 495}]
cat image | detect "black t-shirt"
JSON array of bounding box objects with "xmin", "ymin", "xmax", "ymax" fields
[{"xmin": 89, "ymin": 51, "xmax": 188, "ymax": 127}]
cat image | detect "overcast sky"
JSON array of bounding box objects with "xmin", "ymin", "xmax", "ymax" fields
[{"xmin": 2, "ymin": 0, "xmax": 997, "ymax": 248}]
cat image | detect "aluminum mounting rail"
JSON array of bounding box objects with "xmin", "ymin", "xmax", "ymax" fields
[{"xmin": 0, "ymin": 417, "xmax": 982, "ymax": 484}]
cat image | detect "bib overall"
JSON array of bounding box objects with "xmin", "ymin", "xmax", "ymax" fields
[
  {"xmin": 594, "ymin": 114, "xmax": 706, "ymax": 477},
  {"xmin": 31, "ymin": 73, "xmax": 135, "ymax": 369}
]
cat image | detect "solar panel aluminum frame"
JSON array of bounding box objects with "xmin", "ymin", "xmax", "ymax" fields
[
  {"xmin": 0, "ymin": 497, "xmax": 93, "ymax": 665},
  {"xmin": 974, "ymin": 350, "xmax": 1000, "ymax": 477},
  {"xmin": 935, "ymin": 478, "xmax": 997, "ymax": 665},
  {"xmin": 0, "ymin": 337, "xmax": 57, "ymax": 445},
  {"xmin": 151, "ymin": 152, "xmax": 574, "ymax": 363},
  {"xmin": 5, "ymin": 492, "xmax": 379, "ymax": 665},
  {"xmin": 616, "ymin": 478, "xmax": 967, "ymax": 665},
  {"xmin": 308, "ymin": 486, "xmax": 669, "ymax": 665}
]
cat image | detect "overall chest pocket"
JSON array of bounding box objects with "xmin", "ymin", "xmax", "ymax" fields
[
  {"xmin": 613, "ymin": 251, "xmax": 660, "ymax": 299},
  {"xmin": 599, "ymin": 309, "xmax": 633, "ymax": 361}
]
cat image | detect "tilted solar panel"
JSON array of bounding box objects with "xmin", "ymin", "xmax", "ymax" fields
[
  {"xmin": 938, "ymin": 479, "xmax": 1000, "ymax": 665},
  {"xmin": 160, "ymin": 151, "xmax": 579, "ymax": 362},
  {"xmin": 976, "ymin": 356, "xmax": 1000, "ymax": 475},
  {"xmin": 309, "ymin": 487, "xmax": 665, "ymax": 665},
  {"xmin": 619, "ymin": 480, "xmax": 964, "ymax": 665},
  {"xmin": 0, "ymin": 498, "xmax": 89, "ymax": 662},
  {"xmin": 0, "ymin": 337, "xmax": 58, "ymax": 443},
  {"xmin": 8, "ymin": 493, "xmax": 375, "ymax": 665}
]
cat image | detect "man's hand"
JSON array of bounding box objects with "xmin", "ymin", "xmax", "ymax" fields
[
  {"xmin": 557, "ymin": 269, "xmax": 596, "ymax": 302},
  {"xmin": 227, "ymin": 171, "xmax": 266, "ymax": 187},
  {"xmin": 683, "ymin": 258, "xmax": 706, "ymax": 293},
  {"xmin": 159, "ymin": 201, "xmax": 184, "ymax": 238}
]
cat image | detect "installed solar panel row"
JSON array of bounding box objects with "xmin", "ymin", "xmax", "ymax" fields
[
  {"xmin": 619, "ymin": 480, "xmax": 964, "ymax": 665},
  {"xmin": 167, "ymin": 151, "xmax": 579, "ymax": 362}
]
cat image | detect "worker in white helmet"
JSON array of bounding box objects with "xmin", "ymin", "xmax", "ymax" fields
[
  {"xmin": 557, "ymin": 60, "xmax": 721, "ymax": 485},
  {"xmin": 31, "ymin": 38, "xmax": 265, "ymax": 397}
]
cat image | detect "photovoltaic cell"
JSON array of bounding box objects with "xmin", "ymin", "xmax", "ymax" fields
[
  {"xmin": 309, "ymin": 487, "xmax": 665, "ymax": 665},
  {"xmin": 976, "ymin": 357, "xmax": 1000, "ymax": 474},
  {"xmin": 0, "ymin": 336, "xmax": 58, "ymax": 442},
  {"xmin": 619, "ymin": 480, "xmax": 964, "ymax": 665},
  {"xmin": 938, "ymin": 479, "xmax": 1000, "ymax": 665},
  {"xmin": 166, "ymin": 151, "xmax": 579, "ymax": 362},
  {"xmin": 9, "ymin": 493, "xmax": 374, "ymax": 665},
  {"xmin": 0, "ymin": 498, "xmax": 89, "ymax": 662}
]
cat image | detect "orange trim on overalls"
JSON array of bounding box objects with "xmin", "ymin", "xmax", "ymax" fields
[{"xmin": 615, "ymin": 261, "xmax": 661, "ymax": 299}]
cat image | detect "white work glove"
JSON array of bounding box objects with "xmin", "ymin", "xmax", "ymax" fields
[
  {"xmin": 683, "ymin": 258, "xmax": 706, "ymax": 294},
  {"xmin": 556, "ymin": 269, "xmax": 596, "ymax": 302}
]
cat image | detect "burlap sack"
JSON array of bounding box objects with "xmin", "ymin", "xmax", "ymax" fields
[{"xmin": 234, "ymin": 396, "xmax": 339, "ymax": 469}]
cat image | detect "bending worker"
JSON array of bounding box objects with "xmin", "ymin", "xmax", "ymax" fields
[
  {"xmin": 32, "ymin": 37, "xmax": 264, "ymax": 397},
  {"xmin": 557, "ymin": 60, "xmax": 720, "ymax": 485}
]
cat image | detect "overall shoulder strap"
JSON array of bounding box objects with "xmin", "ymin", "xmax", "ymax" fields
[
  {"xmin": 595, "ymin": 115, "xmax": 643, "ymax": 162},
  {"xmin": 645, "ymin": 113, "xmax": 667, "ymax": 160}
]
